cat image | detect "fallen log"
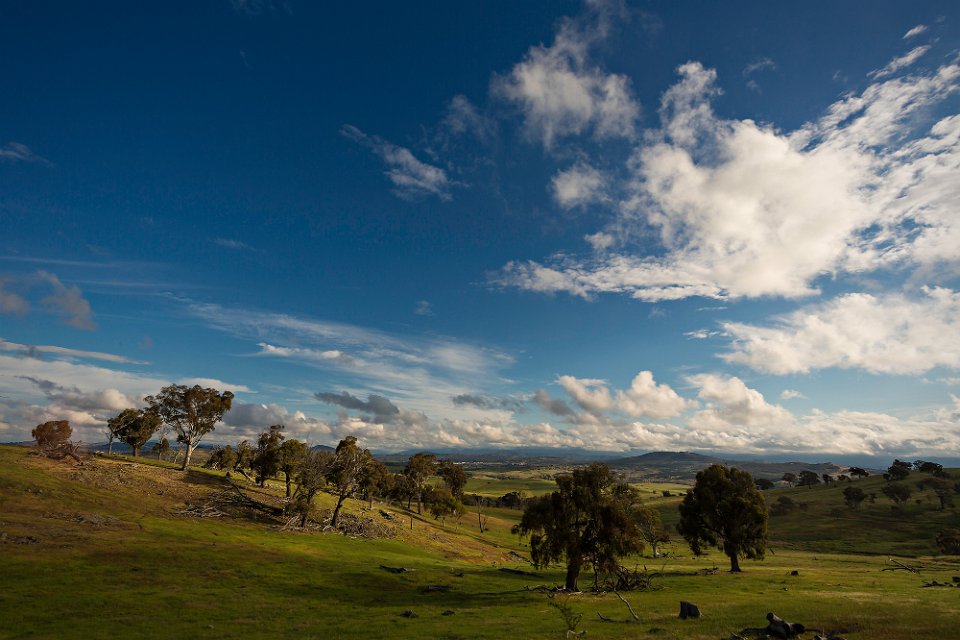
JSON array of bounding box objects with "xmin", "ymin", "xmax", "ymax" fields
[
  {"xmin": 736, "ymin": 612, "xmax": 805, "ymax": 639},
  {"xmin": 380, "ymin": 565, "xmax": 414, "ymax": 574}
]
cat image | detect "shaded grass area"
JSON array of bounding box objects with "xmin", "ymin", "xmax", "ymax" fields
[{"xmin": 3, "ymin": 446, "xmax": 960, "ymax": 639}]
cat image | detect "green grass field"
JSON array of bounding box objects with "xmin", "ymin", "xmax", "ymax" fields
[{"xmin": 2, "ymin": 446, "xmax": 960, "ymax": 639}]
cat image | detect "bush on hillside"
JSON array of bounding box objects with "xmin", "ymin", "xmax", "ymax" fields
[{"xmin": 936, "ymin": 528, "xmax": 960, "ymax": 555}]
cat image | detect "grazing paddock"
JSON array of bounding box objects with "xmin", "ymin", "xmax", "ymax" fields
[{"xmin": 2, "ymin": 446, "xmax": 959, "ymax": 639}]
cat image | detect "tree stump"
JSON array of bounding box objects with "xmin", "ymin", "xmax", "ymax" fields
[{"xmin": 679, "ymin": 601, "xmax": 702, "ymax": 619}]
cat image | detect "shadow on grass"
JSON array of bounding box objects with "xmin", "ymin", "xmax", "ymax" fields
[{"xmin": 179, "ymin": 469, "xmax": 232, "ymax": 487}]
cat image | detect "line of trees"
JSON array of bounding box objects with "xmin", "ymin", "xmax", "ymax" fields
[{"xmin": 34, "ymin": 407, "xmax": 960, "ymax": 578}]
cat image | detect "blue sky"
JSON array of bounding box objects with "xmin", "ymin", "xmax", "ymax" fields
[{"xmin": 2, "ymin": 1, "xmax": 959, "ymax": 459}]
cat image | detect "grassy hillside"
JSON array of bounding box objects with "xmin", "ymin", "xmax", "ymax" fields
[
  {"xmin": 2, "ymin": 446, "xmax": 960, "ymax": 640},
  {"xmin": 651, "ymin": 470, "xmax": 960, "ymax": 557}
]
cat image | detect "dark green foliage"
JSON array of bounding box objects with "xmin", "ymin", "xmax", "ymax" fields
[
  {"xmin": 755, "ymin": 478, "xmax": 775, "ymax": 490},
  {"xmin": 822, "ymin": 474, "xmax": 834, "ymax": 484},
  {"xmin": 770, "ymin": 495, "xmax": 800, "ymax": 516},
  {"xmin": 781, "ymin": 472, "xmax": 797, "ymax": 486},
  {"xmin": 32, "ymin": 420, "xmax": 72, "ymax": 450},
  {"xmin": 886, "ymin": 459, "xmax": 912, "ymax": 481},
  {"xmin": 292, "ymin": 449, "xmax": 334, "ymax": 526},
  {"xmin": 498, "ymin": 491, "xmax": 525, "ymax": 509},
  {"xmin": 233, "ymin": 439, "xmax": 254, "ymax": 477},
  {"xmin": 632, "ymin": 503, "xmax": 670, "ymax": 557},
  {"xmin": 145, "ymin": 384, "xmax": 233, "ymax": 470},
  {"xmin": 797, "ymin": 470, "xmax": 821, "ymax": 486},
  {"xmin": 278, "ymin": 439, "xmax": 308, "ymax": 498},
  {"xmin": 678, "ymin": 464, "xmax": 768, "ymax": 573},
  {"xmin": 404, "ymin": 453, "xmax": 437, "ymax": 514},
  {"xmin": 436, "ymin": 460, "xmax": 467, "ymax": 498},
  {"xmin": 513, "ymin": 463, "xmax": 642, "ymax": 591},
  {"xmin": 150, "ymin": 437, "xmax": 171, "ymax": 461},
  {"xmin": 426, "ymin": 487, "xmax": 463, "ymax": 526},
  {"xmin": 389, "ymin": 472, "xmax": 416, "ymax": 510},
  {"xmin": 359, "ymin": 458, "xmax": 392, "ymax": 507},
  {"xmin": 881, "ymin": 482, "xmax": 912, "ymax": 511},
  {"xmin": 842, "ymin": 486, "xmax": 867, "ymax": 509},
  {"xmin": 914, "ymin": 460, "xmax": 943, "ymax": 475},
  {"xmin": 251, "ymin": 425, "xmax": 285, "ymax": 487},
  {"xmin": 848, "ymin": 467, "xmax": 869, "ymax": 479},
  {"xmin": 918, "ymin": 477, "xmax": 954, "ymax": 510},
  {"xmin": 325, "ymin": 437, "xmax": 373, "ymax": 528},
  {"xmin": 205, "ymin": 445, "xmax": 237, "ymax": 471},
  {"xmin": 107, "ymin": 408, "xmax": 161, "ymax": 457},
  {"xmin": 937, "ymin": 528, "xmax": 960, "ymax": 554}
]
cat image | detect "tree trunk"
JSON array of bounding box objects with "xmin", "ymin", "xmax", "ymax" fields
[
  {"xmin": 108, "ymin": 438, "xmax": 114, "ymax": 455},
  {"xmin": 285, "ymin": 473, "xmax": 292, "ymax": 498},
  {"xmin": 331, "ymin": 495, "xmax": 346, "ymax": 529},
  {"xmin": 133, "ymin": 446, "xmax": 140, "ymax": 457},
  {"xmin": 729, "ymin": 552, "xmax": 741, "ymax": 573},
  {"xmin": 565, "ymin": 558, "xmax": 582, "ymax": 591},
  {"xmin": 180, "ymin": 443, "xmax": 195, "ymax": 471},
  {"xmin": 417, "ymin": 490, "xmax": 422, "ymax": 514}
]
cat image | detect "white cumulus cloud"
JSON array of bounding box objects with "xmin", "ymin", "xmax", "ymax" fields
[
  {"xmin": 492, "ymin": 12, "xmax": 639, "ymax": 149},
  {"xmin": 723, "ymin": 287, "xmax": 960, "ymax": 375}
]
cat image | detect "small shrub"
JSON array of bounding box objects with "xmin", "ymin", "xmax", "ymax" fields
[{"xmin": 936, "ymin": 528, "xmax": 960, "ymax": 555}]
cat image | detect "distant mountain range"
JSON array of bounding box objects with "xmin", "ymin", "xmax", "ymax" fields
[
  {"xmin": 606, "ymin": 451, "xmax": 861, "ymax": 481},
  {"xmin": 11, "ymin": 439, "xmax": 951, "ymax": 481}
]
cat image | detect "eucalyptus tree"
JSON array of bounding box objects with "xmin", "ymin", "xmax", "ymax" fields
[
  {"xmin": 108, "ymin": 408, "xmax": 162, "ymax": 457},
  {"xmin": 678, "ymin": 465, "xmax": 768, "ymax": 573},
  {"xmin": 251, "ymin": 425, "xmax": 285, "ymax": 487},
  {"xmin": 278, "ymin": 438, "xmax": 308, "ymax": 498},
  {"xmin": 325, "ymin": 436, "xmax": 373, "ymax": 528},
  {"xmin": 145, "ymin": 384, "xmax": 233, "ymax": 471},
  {"xmin": 513, "ymin": 463, "xmax": 642, "ymax": 591},
  {"xmin": 404, "ymin": 453, "xmax": 437, "ymax": 514}
]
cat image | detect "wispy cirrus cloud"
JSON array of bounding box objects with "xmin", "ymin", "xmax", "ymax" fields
[
  {"xmin": 0, "ymin": 142, "xmax": 52, "ymax": 166},
  {"xmin": 742, "ymin": 56, "xmax": 776, "ymax": 92},
  {"xmin": 213, "ymin": 238, "xmax": 253, "ymax": 251},
  {"xmin": 903, "ymin": 24, "xmax": 928, "ymax": 39},
  {"xmin": 185, "ymin": 300, "xmax": 514, "ymax": 422},
  {"xmin": 341, "ymin": 125, "xmax": 455, "ymax": 201},
  {"xmin": 0, "ymin": 339, "xmax": 147, "ymax": 365},
  {"xmin": 868, "ymin": 45, "xmax": 930, "ymax": 79}
]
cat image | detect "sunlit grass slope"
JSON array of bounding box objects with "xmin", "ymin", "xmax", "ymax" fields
[{"xmin": 2, "ymin": 446, "xmax": 960, "ymax": 640}]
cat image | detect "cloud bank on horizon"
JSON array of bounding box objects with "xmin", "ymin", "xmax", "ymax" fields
[{"xmin": 1, "ymin": 2, "xmax": 958, "ymax": 460}]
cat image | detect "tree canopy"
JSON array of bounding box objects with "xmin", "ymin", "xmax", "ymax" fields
[
  {"xmin": 145, "ymin": 384, "xmax": 233, "ymax": 470},
  {"xmin": 108, "ymin": 408, "xmax": 162, "ymax": 457},
  {"xmin": 404, "ymin": 453, "xmax": 437, "ymax": 514},
  {"xmin": 251, "ymin": 425, "xmax": 285, "ymax": 487},
  {"xmin": 677, "ymin": 464, "xmax": 768, "ymax": 573},
  {"xmin": 278, "ymin": 438, "xmax": 308, "ymax": 498},
  {"xmin": 513, "ymin": 463, "xmax": 642, "ymax": 591},
  {"xmin": 325, "ymin": 436, "xmax": 373, "ymax": 528},
  {"xmin": 886, "ymin": 459, "xmax": 912, "ymax": 481},
  {"xmin": 436, "ymin": 459, "xmax": 468, "ymax": 499},
  {"xmin": 32, "ymin": 420, "xmax": 72, "ymax": 450}
]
